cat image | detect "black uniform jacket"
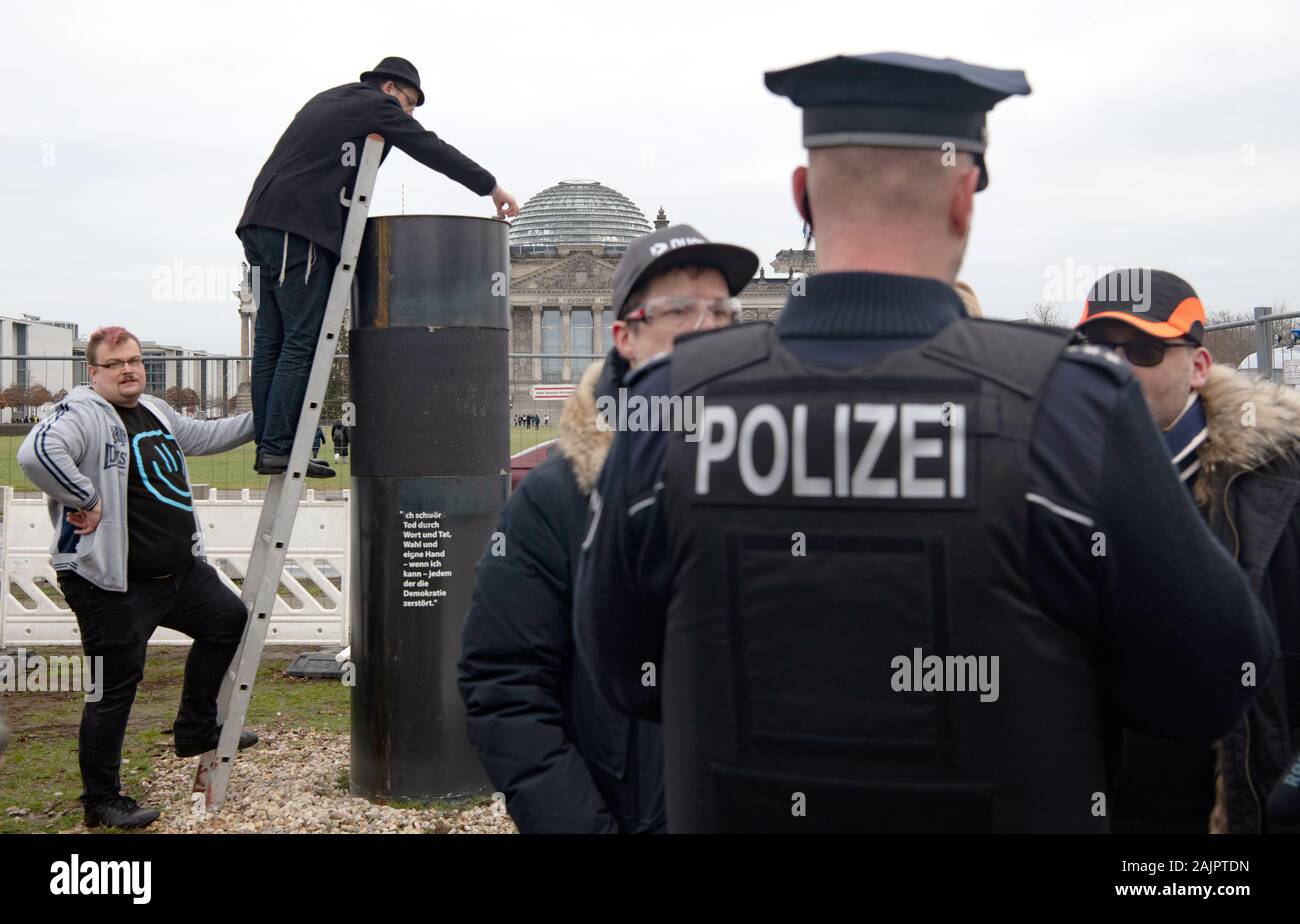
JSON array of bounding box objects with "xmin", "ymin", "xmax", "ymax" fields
[{"xmin": 574, "ymin": 272, "xmax": 1277, "ymax": 751}]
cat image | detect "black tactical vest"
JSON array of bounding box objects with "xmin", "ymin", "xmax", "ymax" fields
[{"xmin": 661, "ymin": 318, "xmax": 1107, "ymax": 832}]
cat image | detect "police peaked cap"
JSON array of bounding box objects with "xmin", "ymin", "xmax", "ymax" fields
[{"xmin": 764, "ymin": 52, "xmax": 1031, "ymax": 190}]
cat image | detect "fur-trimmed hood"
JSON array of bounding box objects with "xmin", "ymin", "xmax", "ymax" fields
[
  {"xmin": 557, "ymin": 359, "xmax": 613, "ymax": 494},
  {"xmin": 1193, "ymin": 364, "xmax": 1300, "ymax": 508}
]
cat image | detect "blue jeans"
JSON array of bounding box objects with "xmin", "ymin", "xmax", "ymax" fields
[{"xmin": 239, "ymin": 225, "xmax": 338, "ymax": 457}]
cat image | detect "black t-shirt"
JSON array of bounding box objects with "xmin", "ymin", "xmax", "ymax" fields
[{"xmin": 114, "ymin": 402, "xmax": 197, "ymax": 578}]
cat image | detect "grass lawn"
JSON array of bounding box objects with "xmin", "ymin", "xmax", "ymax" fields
[
  {"xmin": 0, "ymin": 428, "xmax": 557, "ymax": 494},
  {"xmin": 0, "ymin": 647, "xmax": 348, "ymax": 833},
  {"xmin": 0, "ymin": 425, "xmax": 562, "ymax": 833}
]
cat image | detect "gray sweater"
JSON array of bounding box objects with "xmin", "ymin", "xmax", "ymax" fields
[{"xmin": 17, "ymin": 386, "xmax": 253, "ymax": 591}]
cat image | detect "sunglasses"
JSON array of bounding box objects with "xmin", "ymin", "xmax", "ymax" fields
[{"xmin": 1082, "ymin": 336, "xmax": 1198, "ymax": 367}]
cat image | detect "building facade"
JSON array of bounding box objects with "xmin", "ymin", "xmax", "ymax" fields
[
  {"xmin": 71, "ymin": 338, "xmax": 226, "ymax": 417},
  {"xmin": 0, "ymin": 315, "xmax": 78, "ymax": 421},
  {"xmin": 506, "ymin": 179, "xmax": 814, "ymax": 412}
]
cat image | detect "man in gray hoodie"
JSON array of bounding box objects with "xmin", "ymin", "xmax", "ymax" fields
[{"xmin": 18, "ymin": 326, "xmax": 257, "ymax": 829}]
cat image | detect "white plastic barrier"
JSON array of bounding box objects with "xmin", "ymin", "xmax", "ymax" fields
[{"xmin": 0, "ymin": 486, "xmax": 350, "ymax": 646}]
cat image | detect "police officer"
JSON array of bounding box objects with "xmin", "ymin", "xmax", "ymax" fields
[{"xmin": 573, "ymin": 52, "xmax": 1279, "ymax": 833}]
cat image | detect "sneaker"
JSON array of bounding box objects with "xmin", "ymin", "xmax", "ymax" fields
[
  {"xmin": 175, "ymin": 727, "xmax": 260, "ymax": 758},
  {"xmin": 84, "ymin": 795, "xmax": 160, "ymax": 830},
  {"xmin": 255, "ymin": 453, "xmax": 335, "ymax": 479}
]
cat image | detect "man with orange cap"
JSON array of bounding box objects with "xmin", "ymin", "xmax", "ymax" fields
[{"xmin": 1078, "ymin": 269, "xmax": 1300, "ymax": 834}]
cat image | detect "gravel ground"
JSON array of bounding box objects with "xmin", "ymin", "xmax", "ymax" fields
[{"xmin": 61, "ymin": 720, "xmax": 517, "ymax": 834}]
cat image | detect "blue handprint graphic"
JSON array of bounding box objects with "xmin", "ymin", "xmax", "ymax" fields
[{"xmin": 132, "ymin": 429, "xmax": 192, "ymax": 511}]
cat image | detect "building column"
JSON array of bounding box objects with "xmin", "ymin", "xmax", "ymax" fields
[
  {"xmin": 592, "ymin": 305, "xmax": 604, "ymax": 355},
  {"xmin": 530, "ymin": 306, "xmax": 542, "ymax": 387},
  {"xmin": 560, "ymin": 305, "xmax": 572, "ymax": 383},
  {"xmin": 239, "ymin": 313, "xmax": 251, "ymax": 384}
]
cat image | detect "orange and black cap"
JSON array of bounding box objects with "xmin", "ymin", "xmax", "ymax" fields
[{"xmin": 1077, "ymin": 269, "xmax": 1205, "ymax": 344}]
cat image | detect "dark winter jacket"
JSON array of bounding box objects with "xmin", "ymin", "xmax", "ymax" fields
[
  {"xmin": 237, "ymin": 82, "xmax": 497, "ymax": 256},
  {"xmin": 458, "ymin": 356, "xmax": 666, "ymax": 833},
  {"xmin": 1194, "ymin": 366, "xmax": 1300, "ymax": 834},
  {"xmin": 1112, "ymin": 366, "xmax": 1300, "ymax": 834}
]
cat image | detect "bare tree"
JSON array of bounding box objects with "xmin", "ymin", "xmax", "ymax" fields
[
  {"xmin": 164, "ymin": 386, "xmax": 200, "ymax": 411},
  {"xmin": 1205, "ymin": 302, "xmax": 1295, "ymax": 371},
  {"xmin": 1025, "ymin": 303, "xmax": 1069, "ymax": 329},
  {"xmin": 1203, "ymin": 309, "xmax": 1255, "ymax": 370},
  {"xmin": 26, "ymin": 385, "xmax": 52, "ymax": 408}
]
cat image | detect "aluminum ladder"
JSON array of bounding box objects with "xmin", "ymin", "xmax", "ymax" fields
[{"xmin": 193, "ymin": 133, "xmax": 384, "ymax": 810}]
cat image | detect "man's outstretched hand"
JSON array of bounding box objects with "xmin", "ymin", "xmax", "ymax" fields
[
  {"xmin": 491, "ymin": 185, "xmax": 519, "ymax": 220},
  {"xmin": 66, "ymin": 499, "xmax": 102, "ymax": 536}
]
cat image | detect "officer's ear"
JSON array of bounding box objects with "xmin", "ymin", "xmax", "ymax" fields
[
  {"xmin": 791, "ymin": 166, "xmax": 811, "ymax": 226},
  {"xmin": 949, "ymin": 163, "xmax": 979, "ymax": 240}
]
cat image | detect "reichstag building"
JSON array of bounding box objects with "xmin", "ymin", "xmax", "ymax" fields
[{"xmin": 507, "ymin": 179, "xmax": 814, "ymax": 410}]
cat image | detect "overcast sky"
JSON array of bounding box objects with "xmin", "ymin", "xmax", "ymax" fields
[{"xmin": 4, "ymin": 0, "xmax": 1298, "ymax": 353}]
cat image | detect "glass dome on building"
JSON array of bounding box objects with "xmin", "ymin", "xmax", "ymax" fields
[{"xmin": 509, "ymin": 179, "xmax": 652, "ymax": 256}]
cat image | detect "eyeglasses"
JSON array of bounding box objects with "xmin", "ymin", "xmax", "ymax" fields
[
  {"xmin": 90, "ymin": 357, "xmax": 144, "ymax": 372},
  {"xmin": 624, "ymin": 296, "xmax": 742, "ymax": 330},
  {"xmin": 1082, "ymin": 337, "xmax": 1197, "ymax": 368},
  {"xmin": 393, "ymin": 85, "xmax": 417, "ymax": 110}
]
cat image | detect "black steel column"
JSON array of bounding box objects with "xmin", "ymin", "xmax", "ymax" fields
[{"xmin": 349, "ymin": 215, "xmax": 509, "ymax": 800}]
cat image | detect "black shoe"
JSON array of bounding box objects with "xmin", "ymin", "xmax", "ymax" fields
[
  {"xmin": 84, "ymin": 795, "xmax": 160, "ymax": 830},
  {"xmin": 255, "ymin": 453, "xmax": 335, "ymax": 479},
  {"xmin": 175, "ymin": 727, "xmax": 260, "ymax": 758}
]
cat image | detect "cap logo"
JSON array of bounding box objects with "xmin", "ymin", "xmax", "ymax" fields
[{"xmin": 648, "ymin": 235, "xmax": 708, "ymax": 259}]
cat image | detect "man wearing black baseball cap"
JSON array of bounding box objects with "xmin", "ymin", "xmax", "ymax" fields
[
  {"xmin": 236, "ymin": 56, "xmax": 517, "ymax": 479},
  {"xmin": 576, "ymin": 53, "xmax": 1275, "ymax": 833},
  {"xmin": 1079, "ymin": 270, "xmax": 1300, "ymax": 834},
  {"xmin": 458, "ymin": 224, "xmax": 755, "ymax": 833},
  {"xmin": 608, "ymin": 224, "xmax": 758, "ymax": 368}
]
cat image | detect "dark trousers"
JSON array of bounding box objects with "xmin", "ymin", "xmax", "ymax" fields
[
  {"xmin": 58, "ymin": 561, "xmax": 248, "ymax": 805},
  {"xmin": 239, "ymin": 225, "xmax": 339, "ymax": 457}
]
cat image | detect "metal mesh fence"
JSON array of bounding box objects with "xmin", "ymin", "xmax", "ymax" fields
[{"xmin": 0, "ymin": 353, "xmax": 586, "ymax": 497}]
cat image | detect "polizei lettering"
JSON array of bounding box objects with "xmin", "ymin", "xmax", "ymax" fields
[{"xmin": 692, "ymin": 398, "xmax": 971, "ymax": 506}]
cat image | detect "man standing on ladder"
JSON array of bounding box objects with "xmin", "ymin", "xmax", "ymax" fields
[{"xmin": 237, "ymin": 55, "xmax": 519, "ymax": 478}]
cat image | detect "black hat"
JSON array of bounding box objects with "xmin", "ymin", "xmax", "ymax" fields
[
  {"xmin": 360, "ymin": 56, "xmax": 425, "ymax": 106},
  {"xmin": 1077, "ymin": 269, "xmax": 1206, "ymax": 344},
  {"xmin": 611, "ymin": 224, "xmax": 759, "ymax": 319},
  {"xmin": 764, "ymin": 52, "xmax": 1031, "ymax": 191}
]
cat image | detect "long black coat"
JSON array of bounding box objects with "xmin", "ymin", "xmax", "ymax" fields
[
  {"xmin": 1194, "ymin": 367, "xmax": 1300, "ymax": 834},
  {"xmin": 1112, "ymin": 367, "xmax": 1300, "ymax": 833},
  {"xmin": 458, "ymin": 357, "xmax": 665, "ymax": 833},
  {"xmin": 237, "ymin": 82, "xmax": 496, "ymax": 256}
]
